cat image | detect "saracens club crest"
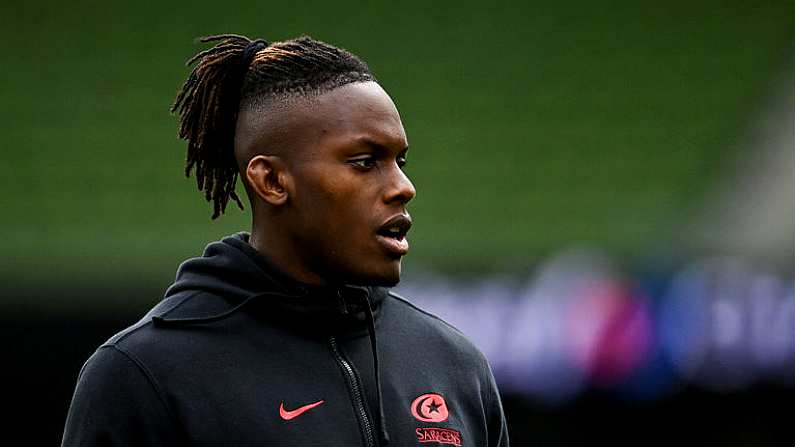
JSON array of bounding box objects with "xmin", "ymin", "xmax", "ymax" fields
[
  {"xmin": 411, "ymin": 393, "xmax": 449, "ymax": 423},
  {"xmin": 410, "ymin": 393, "xmax": 462, "ymax": 446}
]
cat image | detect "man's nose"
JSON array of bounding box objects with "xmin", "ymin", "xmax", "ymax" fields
[{"xmin": 384, "ymin": 166, "xmax": 416, "ymax": 205}]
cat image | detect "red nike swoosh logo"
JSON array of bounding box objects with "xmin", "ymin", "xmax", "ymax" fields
[{"xmin": 279, "ymin": 400, "xmax": 325, "ymax": 420}]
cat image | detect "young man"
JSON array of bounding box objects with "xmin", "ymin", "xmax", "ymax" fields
[{"xmin": 62, "ymin": 34, "xmax": 508, "ymax": 447}]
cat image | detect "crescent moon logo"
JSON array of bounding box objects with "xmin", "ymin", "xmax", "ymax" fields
[{"xmin": 410, "ymin": 393, "xmax": 449, "ymax": 423}]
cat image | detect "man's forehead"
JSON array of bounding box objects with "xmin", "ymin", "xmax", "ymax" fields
[{"xmin": 236, "ymin": 81, "xmax": 405, "ymax": 160}]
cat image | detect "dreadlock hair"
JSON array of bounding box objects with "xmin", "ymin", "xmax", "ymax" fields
[{"xmin": 171, "ymin": 34, "xmax": 375, "ymax": 219}]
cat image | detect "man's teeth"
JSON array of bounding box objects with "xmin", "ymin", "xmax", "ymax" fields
[{"xmin": 382, "ymin": 226, "xmax": 402, "ymax": 238}]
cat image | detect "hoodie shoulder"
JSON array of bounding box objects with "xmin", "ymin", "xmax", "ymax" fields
[
  {"xmin": 387, "ymin": 291, "xmax": 467, "ymax": 336},
  {"xmin": 104, "ymin": 291, "xmax": 203, "ymax": 348},
  {"xmin": 384, "ymin": 291, "xmax": 491, "ymax": 369},
  {"xmin": 62, "ymin": 345, "xmax": 183, "ymax": 445}
]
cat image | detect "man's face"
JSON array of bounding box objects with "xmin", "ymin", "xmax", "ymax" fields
[{"xmin": 281, "ymin": 82, "xmax": 416, "ymax": 286}]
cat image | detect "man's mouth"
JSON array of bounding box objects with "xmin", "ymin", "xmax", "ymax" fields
[{"xmin": 376, "ymin": 214, "xmax": 412, "ymax": 256}]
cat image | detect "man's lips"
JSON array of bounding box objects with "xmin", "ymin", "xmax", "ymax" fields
[
  {"xmin": 375, "ymin": 234, "xmax": 409, "ymax": 256},
  {"xmin": 376, "ymin": 214, "xmax": 412, "ymax": 256}
]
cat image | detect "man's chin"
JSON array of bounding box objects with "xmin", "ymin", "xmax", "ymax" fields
[
  {"xmin": 374, "ymin": 275, "xmax": 401, "ymax": 288},
  {"xmin": 346, "ymin": 264, "xmax": 402, "ymax": 288}
]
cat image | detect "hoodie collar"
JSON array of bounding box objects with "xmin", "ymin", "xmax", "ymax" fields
[{"xmin": 155, "ymin": 232, "xmax": 386, "ymax": 333}]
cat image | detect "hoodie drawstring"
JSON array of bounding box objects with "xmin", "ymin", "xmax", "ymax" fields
[{"xmin": 362, "ymin": 296, "xmax": 390, "ymax": 445}]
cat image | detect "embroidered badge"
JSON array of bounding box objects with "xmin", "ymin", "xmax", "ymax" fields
[
  {"xmin": 279, "ymin": 400, "xmax": 325, "ymax": 420},
  {"xmin": 410, "ymin": 393, "xmax": 449, "ymax": 423}
]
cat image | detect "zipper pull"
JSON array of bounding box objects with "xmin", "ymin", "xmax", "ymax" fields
[{"xmin": 337, "ymin": 289, "xmax": 349, "ymax": 315}]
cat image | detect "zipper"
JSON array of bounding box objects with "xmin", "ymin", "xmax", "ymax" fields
[{"xmin": 329, "ymin": 335, "xmax": 375, "ymax": 447}]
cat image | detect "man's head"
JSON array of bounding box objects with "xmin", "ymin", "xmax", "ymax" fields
[{"xmin": 172, "ymin": 34, "xmax": 415, "ymax": 287}]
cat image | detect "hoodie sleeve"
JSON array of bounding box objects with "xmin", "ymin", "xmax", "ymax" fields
[{"xmin": 61, "ymin": 345, "xmax": 182, "ymax": 446}]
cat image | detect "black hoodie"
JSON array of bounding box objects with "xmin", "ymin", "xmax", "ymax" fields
[{"xmin": 62, "ymin": 233, "xmax": 509, "ymax": 446}]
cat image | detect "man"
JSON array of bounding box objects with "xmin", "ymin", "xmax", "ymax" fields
[{"xmin": 62, "ymin": 34, "xmax": 508, "ymax": 446}]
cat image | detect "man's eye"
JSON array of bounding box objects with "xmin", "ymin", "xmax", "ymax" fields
[
  {"xmin": 351, "ymin": 157, "xmax": 377, "ymax": 169},
  {"xmin": 397, "ymin": 156, "xmax": 407, "ymax": 168}
]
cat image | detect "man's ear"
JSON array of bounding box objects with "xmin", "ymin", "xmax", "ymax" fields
[{"xmin": 246, "ymin": 155, "xmax": 291, "ymax": 206}]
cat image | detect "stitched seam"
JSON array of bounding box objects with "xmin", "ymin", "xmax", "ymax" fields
[
  {"xmin": 107, "ymin": 291, "xmax": 203, "ymax": 346},
  {"xmin": 387, "ymin": 291, "xmax": 470, "ymax": 338},
  {"xmin": 107, "ymin": 345, "xmax": 185, "ymax": 435},
  {"xmin": 154, "ymin": 290, "xmax": 206, "ymax": 319},
  {"xmin": 484, "ymin": 372, "xmax": 495, "ymax": 427}
]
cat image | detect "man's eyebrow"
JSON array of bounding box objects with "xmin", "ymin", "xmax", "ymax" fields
[{"xmin": 356, "ymin": 137, "xmax": 409, "ymax": 154}]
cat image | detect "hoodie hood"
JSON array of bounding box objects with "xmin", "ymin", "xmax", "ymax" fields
[{"xmin": 156, "ymin": 232, "xmax": 386, "ymax": 334}]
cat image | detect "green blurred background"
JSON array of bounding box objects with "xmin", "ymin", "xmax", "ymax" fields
[
  {"xmin": 4, "ymin": 1, "xmax": 795, "ymax": 444},
  {"xmin": 4, "ymin": 0, "xmax": 794, "ymax": 301}
]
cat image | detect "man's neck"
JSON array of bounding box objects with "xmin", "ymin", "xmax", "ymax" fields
[{"xmin": 248, "ymin": 226, "xmax": 328, "ymax": 287}]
